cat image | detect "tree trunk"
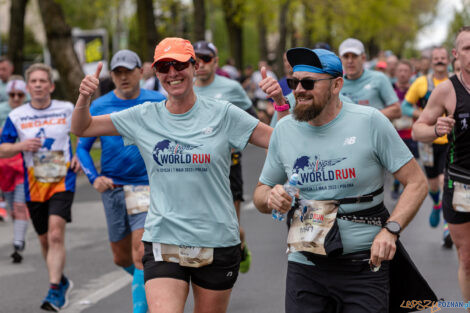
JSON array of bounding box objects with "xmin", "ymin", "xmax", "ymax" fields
[
  {"xmin": 222, "ymin": 0, "xmax": 244, "ymax": 70},
  {"xmin": 257, "ymin": 14, "xmax": 268, "ymax": 62},
  {"xmin": 8, "ymin": 0, "xmax": 28, "ymax": 75},
  {"xmin": 274, "ymin": 0, "xmax": 289, "ymax": 78},
  {"xmin": 37, "ymin": 0, "xmax": 84, "ymax": 102},
  {"xmin": 136, "ymin": 0, "xmax": 159, "ymax": 62},
  {"xmin": 302, "ymin": 0, "xmax": 313, "ymax": 48},
  {"xmin": 192, "ymin": 0, "xmax": 206, "ymax": 41}
]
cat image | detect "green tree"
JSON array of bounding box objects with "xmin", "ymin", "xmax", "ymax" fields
[{"xmin": 444, "ymin": 0, "xmax": 470, "ymax": 49}]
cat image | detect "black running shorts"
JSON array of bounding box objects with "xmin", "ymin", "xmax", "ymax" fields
[
  {"xmin": 443, "ymin": 176, "xmax": 470, "ymax": 224},
  {"xmin": 230, "ymin": 152, "xmax": 244, "ymax": 202},
  {"xmin": 142, "ymin": 242, "xmax": 241, "ymax": 290},
  {"xmin": 285, "ymin": 260, "xmax": 390, "ymax": 313},
  {"xmin": 424, "ymin": 144, "xmax": 448, "ymax": 179},
  {"xmin": 27, "ymin": 191, "xmax": 74, "ymax": 235}
]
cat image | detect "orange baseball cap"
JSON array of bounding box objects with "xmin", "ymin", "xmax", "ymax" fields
[{"xmin": 151, "ymin": 37, "xmax": 196, "ymax": 68}]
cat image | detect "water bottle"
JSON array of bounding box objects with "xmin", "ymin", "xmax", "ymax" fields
[{"xmin": 272, "ymin": 174, "xmax": 299, "ymax": 221}]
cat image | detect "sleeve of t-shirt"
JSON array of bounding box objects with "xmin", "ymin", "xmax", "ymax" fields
[
  {"xmin": 230, "ymin": 83, "xmax": 253, "ymax": 111},
  {"xmin": 224, "ymin": 103, "xmax": 259, "ymax": 150},
  {"xmin": 370, "ymin": 109, "xmax": 413, "ymax": 173},
  {"xmin": 0, "ymin": 117, "xmax": 18, "ymax": 143},
  {"xmin": 76, "ymin": 137, "xmax": 99, "ymax": 184},
  {"xmin": 379, "ymin": 75, "xmax": 399, "ymax": 106},
  {"xmin": 259, "ymin": 127, "xmax": 288, "ymax": 186},
  {"xmin": 110, "ymin": 105, "xmax": 143, "ymax": 146}
]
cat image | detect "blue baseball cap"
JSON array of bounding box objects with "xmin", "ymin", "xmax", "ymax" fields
[{"xmin": 286, "ymin": 48, "xmax": 343, "ymax": 77}]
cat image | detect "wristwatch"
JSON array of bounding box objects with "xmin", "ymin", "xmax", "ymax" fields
[
  {"xmin": 273, "ymin": 98, "xmax": 290, "ymax": 112},
  {"xmin": 384, "ymin": 221, "xmax": 401, "ymax": 235}
]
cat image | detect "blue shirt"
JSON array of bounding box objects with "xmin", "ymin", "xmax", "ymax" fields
[{"xmin": 76, "ymin": 89, "xmax": 165, "ymax": 185}]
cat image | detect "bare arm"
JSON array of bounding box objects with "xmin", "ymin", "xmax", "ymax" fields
[
  {"xmin": 253, "ymin": 181, "xmax": 293, "ymax": 214},
  {"xmin": 412, "ymin": 80, "xmax": 455, "ymax": 142},
  {"xmin": 0, "ymin": 138, "xmax": 42, "ymax": 158},
  {"xmin": 248, "ymin": 122, "xmax": 273, "ymax": 149},
  {"xmin": 370, "ymin": 158, "xmax": 427, "ymax": 266},
  {"xmin": 380, "ymin": 102, "xmax": 401, "ymax": 120},
  {"xmin": 71, "ymin": 62, "xmax": 119, "ymax": 137}
]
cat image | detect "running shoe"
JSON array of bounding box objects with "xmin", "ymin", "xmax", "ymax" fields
[
  {"xmin": 443, "ymin": 224, "xmax": 453, "ymax": 249},
  {"xmin": 429, "ymin": 202, "xmax": 441, "ymax": 228},
  {"xmin": 10, "ymin": 251, "xmax": 22, "ymax": 263},
  {"xmin": 41, "ymin": 288, "xmax": 62, "ymax": 312},
  {"xmin": 239, "ymin": 244, "xmax": 252, "ymax": 273},
  {"xmin": 60, "ymin": 277, "xmax": 74, "ymax": 309}
]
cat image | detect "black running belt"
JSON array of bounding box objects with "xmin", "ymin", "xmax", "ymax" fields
[{"xmin": 337, "ymin": 186, "xmax": 384, "ymax": 204}]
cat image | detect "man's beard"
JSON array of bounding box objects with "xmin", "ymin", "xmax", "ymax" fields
[{"xmin": 293, "ymin": 91, "xmax": 331, "ymax": 122}]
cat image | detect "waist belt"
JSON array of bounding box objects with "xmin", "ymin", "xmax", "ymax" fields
[{"xmin": 448, "ymin": 164, "xmax": 470, "ymax": 185}]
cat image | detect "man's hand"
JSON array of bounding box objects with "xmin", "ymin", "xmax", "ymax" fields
[
  {"xmin": 267, "ymin": 184, "xmax": 297, "ymax": 214},
  {"xmin": 79, "ymin": 62, "xmax": 102, "ymax": 99},
  {"xmin": 19, "ymin": 138, "xmax": 42, "ymax": 152},
  {"xmin": 93, "ymin": 176, "xmax": 114, "ymax": 193},
  {"xmin": 258, "ymin": 66, "xmax": 284, "ymax": 105},
  {"xmin": 370, "ymin": 228, "xmax": 397, "ymax": 267},
  {"xmin": 435, "ymin": 115, "xmax": 455, "ymax": 137},
  {"xmin": 70, "ymin": 155, "xmax": 81, "ymax": 173}
]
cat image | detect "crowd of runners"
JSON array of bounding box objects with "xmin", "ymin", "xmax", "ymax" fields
[{"xmin": 0, "ymin": 25, "xmax": 469, "ymax": 313}]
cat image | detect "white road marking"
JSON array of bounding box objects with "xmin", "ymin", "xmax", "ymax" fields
[{"xmin": 62, "ymin": 270, "xmax": 132, "ymax": 313}]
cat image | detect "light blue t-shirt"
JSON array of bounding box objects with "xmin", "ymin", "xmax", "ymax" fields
[
  {"xmin": 341, "ymin": 69, "xmax": 398, "ymax": 110},
  {"xmin": 0, "ymin": 81, "xmax": 7, "ymax": 104},
  {"xmin": 259, "ymin": 102, "xmax": 412, "ymax": 265},
  {"xmin": 194, "ymin": 75, "xmax": 253, "ymax": 111},
  {"xmin": 111, "ymin": 96, "xmax": 259, "ymax": 247}
]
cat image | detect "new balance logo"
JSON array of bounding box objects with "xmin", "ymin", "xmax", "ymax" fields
[
  {"xmin": 343, "ymin": 136, "xmax": 356, "ymax": 145},
  {"xmin": 226, "ymin": 271, "xmax": 233, "ymax": 277}
]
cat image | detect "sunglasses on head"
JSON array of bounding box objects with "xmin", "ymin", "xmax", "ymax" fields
[
  {"xmin": 196, "ymin": 54, "xmax": 214, "ymax": 63},
  {"xmin": 154, "ymin": 59, "xmax": 195, "ymax": 73},
  {"xmin": 9, "ymin": 92, "xmax": 25, "ymax": 98},
  {"xmin": 286, "ymin": 77, "xmax": 335, "ymax": 90}
]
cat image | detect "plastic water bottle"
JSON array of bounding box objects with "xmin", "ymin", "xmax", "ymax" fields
[{"xmin": 272, "ymin": 174, "xmax": 299, "ymax": 221}]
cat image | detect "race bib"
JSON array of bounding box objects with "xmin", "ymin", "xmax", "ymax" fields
[
  {"xmin": 33, "ymin": 150, "xmax": 67, "ymax": 183},
  {"xmin": 287, "ymin": 200, "xmax": 339, "ymax": 256},
  {"xmin": 418, "ymin": 142, "xmax": 434, "ymax": 167},
  {"xmin": 452, "ymin": 182, "xmax": 470, "ymax": 213},
  {"xmin": 392, "ymin": 116, "xmax": 413, "ymax": 130},
  {"xmin": 152, "ymin": 243, "xmax": 214, "ymax": 268},
  {"xmin": 123, "ymin": 185, "xmax": 150, "ymax": 215}
]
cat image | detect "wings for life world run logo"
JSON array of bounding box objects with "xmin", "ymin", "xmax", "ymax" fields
[
  {"xmin": 152, "ymin": 139, "xmax": 210, "ymax": 167},
  {"xmin": 292, "ymin": 155, "xmax": 356, "ymax": 185}
]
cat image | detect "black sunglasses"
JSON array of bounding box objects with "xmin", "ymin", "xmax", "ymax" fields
[
  {"xmin": 154, "ymin": 59, "xmax": 195, "ymax": 73},
  {"xmin": 286, "ymin": 77, "xmax": 335, "ymax": 90},
  {"xmin": 196, "ymin": 54, "xmax": 214, "ymax": 63},
  {"xmin": 9, "ymin": 92, "xmax": 25, "ymax": 98}
]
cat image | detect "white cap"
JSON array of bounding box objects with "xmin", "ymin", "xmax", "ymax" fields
[
  {"xmin": 6, "ymin": 80, "xmax": 27, "ymax": 94},
  {"xmin": 339, "ymin": 38, "xmax": 365, "ymax": 56}
]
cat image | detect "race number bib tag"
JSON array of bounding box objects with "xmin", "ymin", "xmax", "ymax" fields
[
  {"xmin": 452, "ymin": 182, "xmax": 470, "ymax": 212},
  {"xmin": 392, "ymin": 116, "xmax": 413, "ymax": 130},
  {"xmin": 418, "ymin": 142, "xmax": 434, "ymax": 167},
  {"xmin": 124, "ymin": 185, "xmax": 150, "ymax": 215},
  {"xmin": 152, "ymin": 243, "xmax": 213, "ymax": 268},
  {"xmin": 287, "ymin": 200, "xmax": 338, "ymax": 256},
  {"xmin": 33, "ymin": 150, "xmax": 67, "ymax": 183}
]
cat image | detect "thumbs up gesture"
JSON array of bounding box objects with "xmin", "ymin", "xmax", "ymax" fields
[
  {"xmin": 258, "ymin": 66, "xmax": 284, "ymax": 105},
  {"xmin": 79, "ymin": 62, "xmax": 103, "ymax": 98}
]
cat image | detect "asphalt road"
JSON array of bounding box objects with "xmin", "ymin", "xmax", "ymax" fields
[{"xmin": 0, "ymin": 144, "xmax": 462, "ymax": 313}]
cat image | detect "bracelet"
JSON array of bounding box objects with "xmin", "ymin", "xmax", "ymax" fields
[
  {"xmin": 273, "ymin": 99, "xmax": 291, "ymax": 112},
  {"xmin": 434, "ymin": 124, "xmax": 440, "ymax": 137}
]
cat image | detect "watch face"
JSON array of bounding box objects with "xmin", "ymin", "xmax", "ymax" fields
[{"xmin": 386, "ymin": 222, "xmax": 400, "ymax": 233}]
